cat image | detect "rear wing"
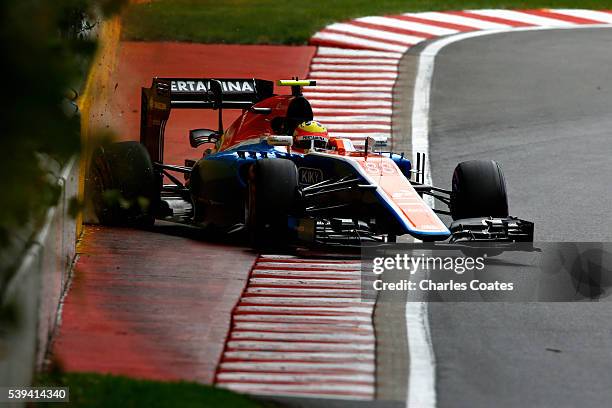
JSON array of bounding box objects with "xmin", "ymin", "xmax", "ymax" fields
[
  {"xmin": 140, "ymin": 77, "xmax": 274, "ymax": 162},
  {"xmin": 147, "ymin": 78, "xmax": 274, "ymax": 109}
]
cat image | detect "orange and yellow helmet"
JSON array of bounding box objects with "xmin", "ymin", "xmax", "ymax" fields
[{"xmin": 293, "ymin": 121, "xmax": 329, "ymax": 149}]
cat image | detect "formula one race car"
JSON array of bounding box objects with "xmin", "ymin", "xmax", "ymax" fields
[{"xmin": 89, "ymin": 78, "xmax": 533, "ymax": 247}]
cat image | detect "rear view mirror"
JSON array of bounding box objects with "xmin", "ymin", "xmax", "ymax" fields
[
  {"xmin": 189, "ymin": 128, "xmax": 220, "ymax": 148},
  {"xmin": 366, "ymin": 135, "xmax": 389, "ymax": 152}
]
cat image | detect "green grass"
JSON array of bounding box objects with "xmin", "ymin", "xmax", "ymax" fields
[
  {"xmin": 35, "ymin": 372, "xmax": 270, "ymax": 408},
  {"xmin": 122, "ymin": 0, "xmax": 612, "ymax": 44}
]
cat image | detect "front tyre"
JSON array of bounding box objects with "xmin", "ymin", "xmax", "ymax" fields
[
  {"xmin": 246, "ymin": 159, "xmax": 298, "ymax": 249},
  {"xmin": 89, "ymin": 141, "xmax": 159, "ymax": 227},
  {"xmin": 450, "ymin": 159, "xmax": 509, "ymax": 220}
]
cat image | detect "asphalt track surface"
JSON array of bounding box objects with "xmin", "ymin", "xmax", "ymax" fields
[
  {"xmin": 55, "ymin": 29, "xmax": 612, "ymax": 407},
  {"xmin": 428, "ymin": 28, "xmax": 612, "ymax": 407}
]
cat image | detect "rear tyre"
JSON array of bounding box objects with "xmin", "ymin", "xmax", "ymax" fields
[
  {"xmin": 450, "ymin": 159, "xmax": 509, "ymax": 220},
  {"xmin": 246, "ymin": 159, "xmax": 298, "ymax": 249},
  {"xmin": 89, "ymin": 141, "xmax": 159, "ymax": 227}
]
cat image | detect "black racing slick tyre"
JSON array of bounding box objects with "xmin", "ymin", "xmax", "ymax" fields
[
  {"xmin": 89, "ymin": 141, "xmax": 159, "ymax": 227},
  {"xmin": 450, "ymin": 159, "xmax": 509, "ymax": 221},
  {"xmin": 246, "ymin": 159, "xmax": 298, "ymax": 249}
]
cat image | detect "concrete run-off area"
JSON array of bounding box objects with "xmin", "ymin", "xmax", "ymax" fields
[{"xmin": 53, "ymin": 224, "xmax": 257, "ymax": 383}]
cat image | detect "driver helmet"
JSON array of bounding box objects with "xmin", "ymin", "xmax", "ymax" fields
[{"xmin": 293, "ymin": 121, "xmax": 329, "ymax": 149}]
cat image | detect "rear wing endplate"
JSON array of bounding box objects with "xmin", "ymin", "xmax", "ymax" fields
[{"xmin": 140, "ymin": 77, "xmax": 274, "ymax": 162}]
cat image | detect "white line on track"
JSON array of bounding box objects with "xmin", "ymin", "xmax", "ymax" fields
[
  {"xmin": 256, "ymin": 256, "xmax": 356, "ymax": 262},
  {"xmin": 310, "ymin": 116, "xmax": 391, "ymax": 123},
  {"xmin": 255, "ymin": 261, "xmax": 362, "ymax": 269},
  {"xmin": 313, "ymin": 79, "xmax": 396, "ymax": 85},
  {"xmin": 309, "ymin": 85, "xmax": 395, "ymax": 92},
  {"xmin": 233, "ymin": 321, "xmax": 374, "ymax": 331},
  {"xmin": 312, "ymin": 107, "xmax": 393, "ymax": 115},
  {"xmin": 312, "ymin": 32, "xmax": 409, "ymax": 52},
  {"xmin": 230, "ymin": 331, "xmax": 374, "ymax": 342},
  {"xmin": 330, "ymin": 132, "xmax": 389, "ymax": 138},
  {"xmin": 251, "ymin": 270, "xmax": 360, "ymax": 278},
  {"xmin": 310, "ymin": 71, "xmax": 398, "ymax": 79},
  {"xmin": 327, "ymin": 131, "xmax": 391, "ymax": 136},
  {"xmin": 216, "ymin": 382, "xmax": 375, "ymax": 395},
  {"xmin": 467, "ymin": 9, "xmax": 576, "ymax": 27},
  {"xmin": 247, "ymin": 277, "xmax": 361, "ymax": 286},
  {"xmin": 249, "ymin": 276, "xmax": 360, "ymax": 283},
  {"xmin": 311, "ymin": 64, "xmax": 398, "ymax": 72},
  {"xmin": 219, "ymin": 361, "xmax": 375, "ymax": 373},
  {"xmin": 233, "ymin": 314, "xmax": 371, "ymax": 323},
  {"xmin": 405, "ymin": 301, "xmax": 436, "ymax": 408},
  {"xmin": 223, "ymin": 350, "xmax": 375, "ymax": 361},
  {"xmin": 309, "ymin": 99, "xmax": 393, "ymax": 107},
  {"xmin": 316, "ymin": 46, "xmax": 403, "ymax": 58},
  {"xmin": 253, "ymin": 265, "xmax": 362, "ymax": 271},
  {"xmin": 553, "ymin": 9, "xmax": 612, "ymax": 24},
  {"xmin": 325, "ymin": 22, "xmax": 427, "ymax": 44},
  {"xmin": 407, "ymin": 11, "xmax": 511, "ymax": 29},
  {"xmin": 239, "ymin": 296, "xmax": 369, "ymax": 305},
  {"xmin": 217, "ymin": 372, "xmax": 374, "ymax": 383},
  {"xmin": 324, "ymin": 123, "xmax": 392, "ymax": 130},
  {"xmin": 303, "ymin": 92, "xmax": 393, "ymax": 99},
  {"xmin": 244, "ymin": 287, "xmax": 362, "ymax": 296},
  {"xmin": 312, "ymin": 57, "xmax": 399, "ymax": 65},
  {"xmin": 234, "ymin": 307, "xmax": 372, "ymax": 316},
  {"xmin": 355, "ymin": 16, "xmax": 460, "ymax": 36},
  {"xmin": 226, "ymin": 341, "xmax": 375, "ymax": 352},
  {"xmin": 408, "ymin": 23, "xmax": 612, "ymax": 408}
]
